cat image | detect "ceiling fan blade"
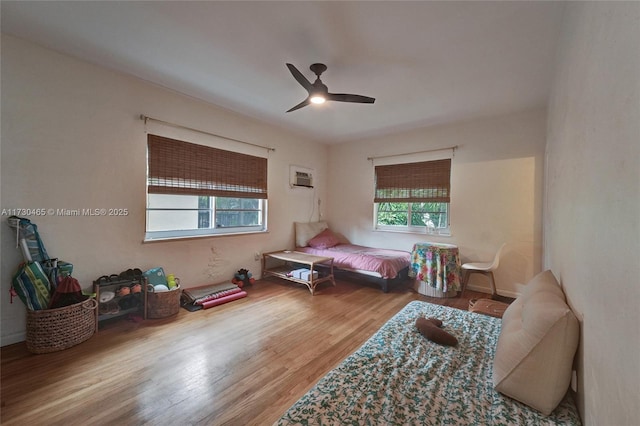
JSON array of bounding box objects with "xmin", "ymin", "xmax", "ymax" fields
[
  {"xmin": 286, "ymin": 63, "xmax": 313, "ymax": 92},
  {"xmin": 286, "ymin": 98, "xmax": 310, "ymax": 113},
  {"xmin": 327, "ymin": 93, "xmax": 375, "ymax": 104}
]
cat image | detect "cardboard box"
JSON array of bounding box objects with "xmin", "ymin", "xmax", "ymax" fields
[
  {"xmin": 289, "ymin": 268, "xmax": 309, "ymax": 279},
  {"xmin": 299, "ymin": 270, "xmax": 318, "ymax": 281}
]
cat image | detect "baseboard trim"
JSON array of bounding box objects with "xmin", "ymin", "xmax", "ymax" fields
[
  {"xmin": 466, "ymin": 284, "xmax": 520, "ymax": 299},
  {"xmin": 2, "ymin": 331, "xmax": 26, "ymax": 347}
]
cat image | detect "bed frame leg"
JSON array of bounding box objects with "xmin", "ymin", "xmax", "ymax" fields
[{"xmin": 382, "ymin": 281, "xmax": 389, "ymax": 293}]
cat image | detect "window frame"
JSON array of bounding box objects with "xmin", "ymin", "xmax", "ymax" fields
[
  {"xmin": 144, "ymin": 134, "xmax": 268, "ymax": 241},
  {"xmin": 145, "ymin": 195, "xmax": 267, "ymax": 241},
  {"xmin": 374, "ymin": 202, "xmax": 450, "ymax": 235},
  {"xmin": 372, "ymin": 156, "xmax": 452, "ymax": 236}
]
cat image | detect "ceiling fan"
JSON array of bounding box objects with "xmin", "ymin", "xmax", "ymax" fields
[{"xmin": 285, "ymin": 63, "xmax": 375, "ymax": 112}]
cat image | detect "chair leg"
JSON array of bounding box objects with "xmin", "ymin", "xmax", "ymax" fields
[
  {"xmin": 460, "ymin": 270, "xmax": 470, "ymax": 297},
  {"xmin": 488, "ymin": 271, "xmax": 497, "ymax": 298}
]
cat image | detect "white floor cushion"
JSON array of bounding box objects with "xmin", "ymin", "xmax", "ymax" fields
[{"xmin": 493, "ymin": 270, "xmax": 579, "ymax": 415}]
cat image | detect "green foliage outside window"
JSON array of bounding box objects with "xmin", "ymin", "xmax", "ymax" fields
[
  {"xmin": 377, "ymin": 202, "xmax": 448, "ymax": 228},
  {"xmin": 215, "ymin": 197, "xmax": 260, "ymax": 228}
]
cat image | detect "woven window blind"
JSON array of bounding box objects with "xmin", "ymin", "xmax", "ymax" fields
[
  {"xmin": 374, "ymin": 159, "xmax": 451, "ymax": 203},
  {"xmin": 147, "ymin": 134, "xmax": 268, "ymax": 199}
]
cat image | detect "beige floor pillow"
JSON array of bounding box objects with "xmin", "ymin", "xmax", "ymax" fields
[
  {"xmin": 521, "ymin": 269, "xmax": 566, "ymax": 302},
  {"xmin": 493, "ymin": 270, "xmax": 579, "ymax": 415}
]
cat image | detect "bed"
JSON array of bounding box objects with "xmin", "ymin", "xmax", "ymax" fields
[
  {"xmin": 275, "ymin": 270, "xmax": 581, "ymax": 425},
  {"xmin": 294, "ymin": 221, "xmax": 411, "ymax": 292}
]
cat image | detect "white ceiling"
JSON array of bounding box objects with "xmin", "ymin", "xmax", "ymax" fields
[{"xmin": 1, "ymin": 1, "xmax": 565, "ymax": 144}]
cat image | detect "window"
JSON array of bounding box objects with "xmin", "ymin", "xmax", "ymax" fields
[
  {"xmin": 198, "ymin": 196, "xmax": 211, "ymax": 228},
  {"xmin": 374, "ymin": 158, "xmax": 451, "ymax": 234},
  {"xmin": 145, "ymin": 134, "xmax": 267, "ymax": 240}
]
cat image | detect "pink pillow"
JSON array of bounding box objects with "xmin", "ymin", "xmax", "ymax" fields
[{"xmin": 308, "ymin": 228, "xmax": 340, "ymax": 249}]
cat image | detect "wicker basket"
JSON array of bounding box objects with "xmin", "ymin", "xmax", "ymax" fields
[
  {"xmin": 468, "ymin": 298, "xmax": 478, "ymax": 310},
  {"xmin": 468, "ymin": 298, "xmax": 510, "ymax": 318},
  {"xmin": 147, "ymin": 285, "xmax": 181, "ymax": 319},
  {"xmin": 26, "ymin": 298, "xmax": 97, "ymax": 354}
]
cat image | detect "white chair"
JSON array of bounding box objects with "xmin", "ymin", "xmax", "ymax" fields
[{"xmin": 460, "ymin": 243, "xmax": 506, "ymax": 298}]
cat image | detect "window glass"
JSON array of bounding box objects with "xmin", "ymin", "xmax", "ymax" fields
[
  {"xmin": 375, "ymin": 202, "xmax": 449, "ymax": 233},
  {"xmin": 145, "ymin": 194, "xmax": 265, "ymax": 240},
  {"xmin": 376, "ymin": 202, "xmax": 409, "ymax": 226},
  {"xmin": 410, "ymin": 202, "xmax": 448, "ymax": 228}
]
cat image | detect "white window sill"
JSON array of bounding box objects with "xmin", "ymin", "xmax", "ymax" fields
[
  {"xmin": 373, "ymin": 227, "xmax": 452, "ymax": 237},
  {"xmin": 143, "ymin": 229, "xmax": 268, "ymax": 243}
]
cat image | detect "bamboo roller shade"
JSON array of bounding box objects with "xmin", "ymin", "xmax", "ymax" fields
[
  {"xmin": 374, "ymin": 159, "xmax": 451, "ymax": 203},
  {"xmin": 147, "ymin": 134, "xmax": 268, "ymax": 199}
]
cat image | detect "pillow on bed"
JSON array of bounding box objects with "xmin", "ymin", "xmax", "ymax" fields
[
  {"xmin": 493, "ymin": 270, "xmax": 579, "ymax": 415},
  {"xmin": 295, "ymin": 221, "xmax": 328, "ymax": 247},
  {"xmin": 308, "ymin": 228, "xmax": 340, "ymax": 249}
]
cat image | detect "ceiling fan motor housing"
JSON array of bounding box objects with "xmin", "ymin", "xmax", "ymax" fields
[
  {"xmin": 310, "ymin": 63, "xmax": 327, "ymax": 76},
  {"xmin": 312, "ymin": 81, "xmax": 328, "ymax": 96}
]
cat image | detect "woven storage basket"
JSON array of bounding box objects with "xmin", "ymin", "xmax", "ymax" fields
[
  {"xmin": 147, "ymin": 285, "xmax": 181, "ymax": 319},
  {"xmin": 468, "ymin": 298, "xmax": 478, "ymax": 311},
  {"xmin": 26, "ymin": 298, "xmax": 97, "ymax": 354}
]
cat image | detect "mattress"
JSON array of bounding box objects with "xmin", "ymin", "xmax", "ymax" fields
[
  {"xmin": 296, "ymin": 243, "xmax": 411, "ymax": 279},
  {"xmin": 275, "ymin": 301, "xmax": 581, "ymax": 425}
]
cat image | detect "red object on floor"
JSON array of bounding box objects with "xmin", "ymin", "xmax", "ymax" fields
[{"xmin": 201, "ymin": 290, "xmax": 247, "ymax": 309}]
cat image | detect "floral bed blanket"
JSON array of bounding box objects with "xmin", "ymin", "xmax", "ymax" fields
[{"xmin": 275, "ymin": 301, "xmax": 581, "ymax": 426}]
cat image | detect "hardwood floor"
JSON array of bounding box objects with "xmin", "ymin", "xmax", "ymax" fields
[{"xmin": 1, "ymin": 277, "xmax": 492, "ymax": 426}]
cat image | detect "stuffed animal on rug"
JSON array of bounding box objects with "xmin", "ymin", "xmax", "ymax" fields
[{"xmin": 416, "ymin": 316, "xmax": 458, "ymax": 346}]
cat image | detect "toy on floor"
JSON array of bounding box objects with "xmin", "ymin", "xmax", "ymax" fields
[{"xmin": 231, "ymin": 268, "xmax": 255, "ymax": 288}]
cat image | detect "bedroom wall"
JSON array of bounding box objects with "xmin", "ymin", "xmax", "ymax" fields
[
  {"xmin": 326, "ymin": 108, "xmax": 547, "ymax": 297},
  {"xmin": 544, "ymin": 2, "xmax": 640, "ymax": 425},
  {"xmin": 0, "ymin": 35, "xmax": 328, "ymax": 346}
]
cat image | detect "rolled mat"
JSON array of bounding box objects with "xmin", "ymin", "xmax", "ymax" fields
[
  {"xmin": 182, "ymin": 282, "xmax": 238, "ymax": 303},
  {"xmin": 195, "ymin": 287, "xmax": 242, "ymax": 305},
  {"xmin": 201, "ymin": 290, "xmax": 247, "ymax": 309}
]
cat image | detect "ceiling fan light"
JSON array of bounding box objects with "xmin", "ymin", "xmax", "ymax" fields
[{"xmin": 310, "ymin": 95, "xmax": 326, "ymax": 104}]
